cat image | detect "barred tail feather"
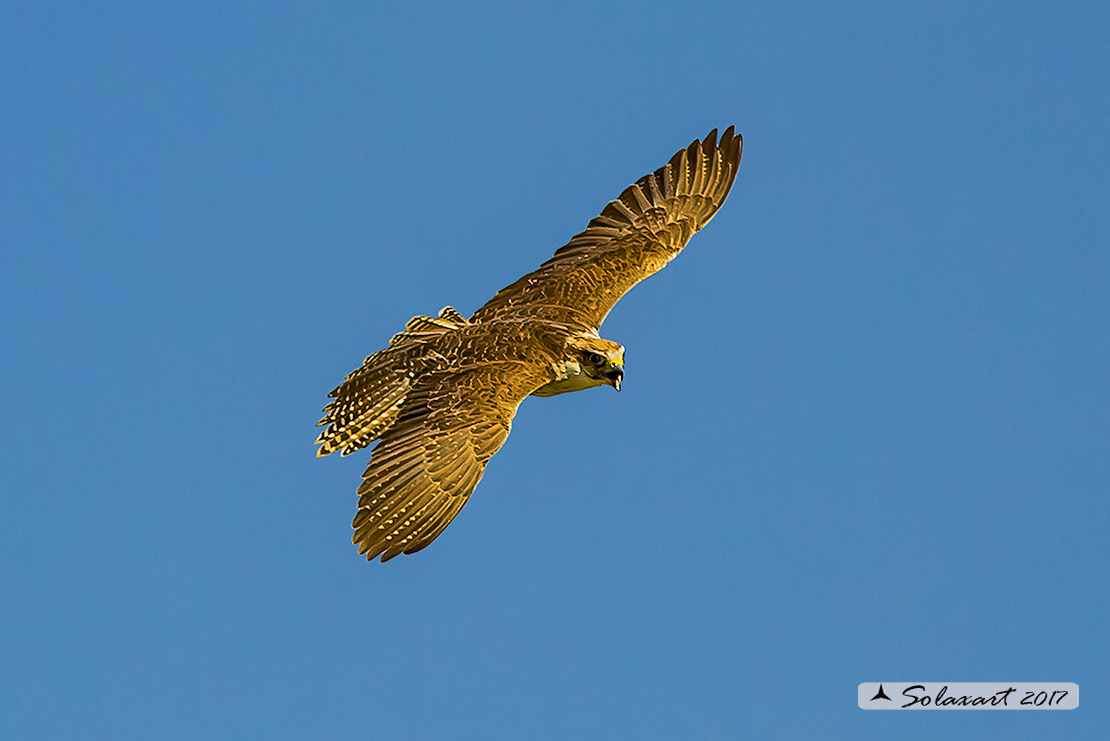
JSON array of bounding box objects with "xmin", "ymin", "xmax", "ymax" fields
[
  {"xmin": 316, "ymin": 307, "xmax": 469, "ymax": 457},
  {"xmin": 315, "ymin": 349, "xmax": 414, "ymax": 457}
]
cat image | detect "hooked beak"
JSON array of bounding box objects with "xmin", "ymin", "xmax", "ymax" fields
[{"xmin": 604, "ymin": 365, "xmax": 623, "ymax": 392}]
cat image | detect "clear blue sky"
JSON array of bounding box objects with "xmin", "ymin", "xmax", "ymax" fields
[{"xmin": 3, "ymin": 2, "xmax": 1107, "ymax": 738}]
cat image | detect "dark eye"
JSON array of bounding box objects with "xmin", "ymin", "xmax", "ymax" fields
[{"xmin": 587, "ymin": 352, "xmax": 604, "ymax": 365}]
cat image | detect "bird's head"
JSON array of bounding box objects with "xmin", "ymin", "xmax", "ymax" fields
[{"xmin": 566, "ymin": 335, "xmax": 625, "ymax": 391}]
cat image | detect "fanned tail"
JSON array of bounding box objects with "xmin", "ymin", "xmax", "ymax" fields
[{"xmin": 315, "ymin": 307, "xmax": 469, "ymax": 457}]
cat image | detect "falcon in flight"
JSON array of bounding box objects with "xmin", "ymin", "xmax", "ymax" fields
[{"xmin": 317, "ymin": 127, "xmax": 743, "ymax": 561}]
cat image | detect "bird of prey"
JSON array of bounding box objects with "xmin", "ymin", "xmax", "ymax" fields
[{"xmin": 316, "ymin": 127, "xmax": 743, "ymax": 561}]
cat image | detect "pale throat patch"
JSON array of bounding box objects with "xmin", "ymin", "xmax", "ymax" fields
[{"xmin": 531, "ymin": 359, "xmax": 605, "ymax": 397}]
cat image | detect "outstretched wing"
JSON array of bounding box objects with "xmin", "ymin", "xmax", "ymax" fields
[
  {"xmin": 470, "ymin": 127, "xmax": 743, "ymax": 331},
  {"xmin": 350, "ymin": 361, "xmax": 546, "ymax": 562}
]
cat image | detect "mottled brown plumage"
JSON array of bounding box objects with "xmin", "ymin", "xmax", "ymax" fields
[{"xmin": 317, "ymin": 127, "xmax": 743, "ymax": 561}]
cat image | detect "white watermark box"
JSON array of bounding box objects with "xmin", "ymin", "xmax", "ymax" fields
[{"xmin": 858, "ymin": 682, "xmax": 1078, "ymax": 710}]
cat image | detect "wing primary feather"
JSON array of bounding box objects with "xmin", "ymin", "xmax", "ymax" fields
[
  {"xmin": 690, "ymin": 139, "xmax": 707, "ymax": 194},
  {"xmin": 629, "ymin": 183, "xmax": 652, "ymax": 212}
]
